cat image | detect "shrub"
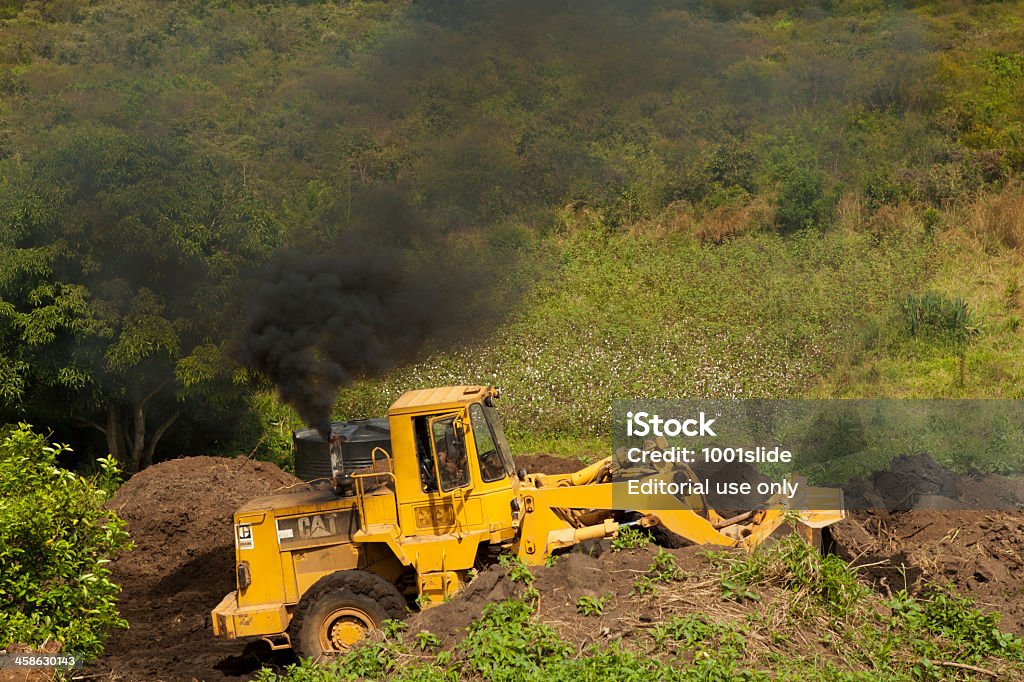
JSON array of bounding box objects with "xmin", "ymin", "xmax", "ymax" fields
[
  {"xmin": 900, "ymin": 292, "xmax": 977, "ymax": 343},
  {"xmin": 0, "ymin": 425, "xmax": 132, "ymax": 659},
  {"xmin": 899, "ymin": 292, "xmax": 980, "ymax": 386},
  {"xmin": 775, "ymin": 166, "xmax": 837, "ymax": 234},
  {"xmin": 611, "ymin": 525, "xmax": 652, "ymax": 551},
  {"xmin": 459, "ymin": 599, "xmax": 569, "ymax": 682}
]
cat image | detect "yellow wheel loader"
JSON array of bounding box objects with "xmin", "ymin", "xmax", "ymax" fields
[{"xmin": 211, "ymin": 385, "xmax": 844, "ymax": 658}]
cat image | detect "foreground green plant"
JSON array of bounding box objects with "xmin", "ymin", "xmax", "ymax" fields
[
  {"xmin": 611, "ymin": 525, "xmax": 652, "ymax": 551},
  {"xmin": 712, "ymin": 535, "xmax": 867, "ymax": 619},
  {"xmin": 0, "ymin": 425, "xmax": 132, "ymax": 660},
  {"xmin": 634, "ymin": 548, "xmax": 686, "ymax": 596},
  {"xmin": 498, "ymin": 554, "xmax": 535, "ymax": 586},
  {"xmin": 575, "ymin": 594, "xmax": 609, "ymax": 617},
  {"xmin": 888, "ymin": 587, "xmax": 1024, "ymax": 665},
  {"xmin": 459, "ymin": 599, "xmax": 569, "ymax": 682},
  {"xmin": 650, "ymin": 614, "xmax": 747, "ymax": 656}
]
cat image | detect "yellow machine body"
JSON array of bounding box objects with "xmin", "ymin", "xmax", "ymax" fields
[{"xmin": 211, "ymin": 385, "xmax": 844, "ymax": 649}]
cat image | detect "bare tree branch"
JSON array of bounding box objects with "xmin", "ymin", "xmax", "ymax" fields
[
  {"xmin": 140, "ymin": 377, "xmax": 173, "ymax": 410},
  {"xmin": 76, "ymin": 417, "xmax": 107, "ymax": 435},
  {"xmin": 144, "ymin": 410, "xmax": 181, "ymax": 467}
]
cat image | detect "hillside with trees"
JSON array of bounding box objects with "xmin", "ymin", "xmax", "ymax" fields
[{"xmin": 1, "ymin": 0, "xmax": 1021, "ymax": 460}]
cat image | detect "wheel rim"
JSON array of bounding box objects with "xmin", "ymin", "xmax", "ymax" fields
[{"xmin": 318, "ymin": 606, "xmax": 376, "ymax": 651}]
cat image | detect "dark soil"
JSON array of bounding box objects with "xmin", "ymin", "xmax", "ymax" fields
[
  {"xmin": 826, "ymin": 453, "xmax": 1024, "ymax": 633},
  {"xmin": 89, "ymin": 456, "xmax": 305, "ymax": 682},
  {"xmin": 515, "ymin": 453, "xmax": 586, "ymax": 475},
  {"xmin": 842, "ymin": 452, "xmax": 1024, "ymax": 512},
  {"xmin": 831, "ymin": 509, "xmax": 1024, "ymax": 634},
  {"xmin": 405, "ymin": 543, "xmax": 712, "ymax": 649}
]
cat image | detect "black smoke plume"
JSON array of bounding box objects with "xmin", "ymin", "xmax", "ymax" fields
[{"xmin": 240, "ymin": 248, "xmax": 463, "ymax": 436}]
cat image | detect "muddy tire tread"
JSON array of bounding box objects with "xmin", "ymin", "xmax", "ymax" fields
[{"xmin": 288, "ymin": 569, "xmax": 406, "ymax": 657}]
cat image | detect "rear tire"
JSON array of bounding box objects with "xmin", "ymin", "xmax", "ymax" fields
[{"xmin": 289, "ymin": 570, "xmax": 406, "ymax": 659}]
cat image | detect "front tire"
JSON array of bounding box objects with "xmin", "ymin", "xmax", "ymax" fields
[{"xmin": 289, "ymin": 570, "xmax": 406, "ymax": 659}]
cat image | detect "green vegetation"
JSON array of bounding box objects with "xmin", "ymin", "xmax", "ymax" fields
[
  {"xmin": 0, "ymin": 0, "xmax": 1022, "ymax": 463},
  {"xmin": 0, "ymin": 129, "xmax": 266, "ymax": 470},
  {"xmin": 634, "ymin": 548, "xmax": 686, "ymax": 596},
  {"xmin": 256, "ymin": 537, "xmax": 1024, "ymax": 681},
  {"xmin": 341, "ymin": 227, "xmax": 934, "ymax": 448},
  {"xmin": 888, "ymin": 588, "xmax": 1024, "ymax": 665},
  {"xmin": 649, "ymin": 614, "xmax": 747, "ymax": 656},
  {"xmin": 712, "ymin": 535, "xmax": 868, "ymax": 619},
  {"xmin": 460, "ymin": 600, "xmax": 570, "ymax": 682},
  {"xmin": 575, "ymin": 594, "xmax": 609, "ymax": 617},
  {"xmin": 610, "ymin": 525, "xmax": 652, "ymax": 552},
  {"xmin": 413, "ymin": 630, "xmax": 442, "ymax": 652},
  {"xmin": 498, "ymin": 553, "xmax": 535, "ymax": 586},
  {"xmin": 0, "ymin": 425, "xmax": 131, "ymax": 659}
]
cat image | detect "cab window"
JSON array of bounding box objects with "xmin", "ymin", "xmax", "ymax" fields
[
  {"xmin": 414, "ymin": 416, "xmax": 438, "ymax": 493},
  {"xmin": 470, "ymin": 403, "xmax": 507, "ymax": 482},
  {"xmin": 431, "ymin": 416, "xmax": 470, "ymax": 492}
]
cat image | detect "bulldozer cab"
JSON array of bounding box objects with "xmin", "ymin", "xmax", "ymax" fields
[{"xmin": 387, "ymin": 386, "xmax": 519, "ymax": 540}]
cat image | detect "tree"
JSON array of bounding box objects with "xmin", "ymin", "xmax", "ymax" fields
[
  {"xmin": 0, "ymin": 130, "xmax": 278, "ymax": 470},
  {"xmin": 774, "ymin": 165, "xmax": 837, "ymax": 234}
]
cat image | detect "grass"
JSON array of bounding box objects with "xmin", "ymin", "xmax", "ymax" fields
[
  {"xmin": 318, "ymin": 222, "xmax": 933, "ymax": 452},
  {"xmin": 254, "ymin": 537, "xmax": 1024, "ymax": 681},
  {"xmin": 817, "ymin": 185, "xmax": 1024, "ymax": 404}
]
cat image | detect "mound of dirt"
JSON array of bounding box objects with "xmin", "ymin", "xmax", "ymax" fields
[
  {"xmin": 92, "ymin": 456, "xmax": 305, "ymax": 682},
  {"xmin": 959, "ymin": 473, "xmax": 1024, "ymax": 510},
  {"xmin": 842, "ymin": 452, "xmax": 1024, "ymax": 512},
  {"xmin": 406, "ymin": 544, "xmax": 711, "ymax": 648},
  {"xmin": 831, "ymin": 509, "xmax": 1024, "ymax": 633},
  {"xmin": 825, "ymin": 453, "xmax": 1024, "ymax": 633},
  {"xmin": 515, "ymin": 454, "xmax": 585, "ymax": 475}
]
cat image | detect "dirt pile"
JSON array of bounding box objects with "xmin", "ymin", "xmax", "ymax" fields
[
  {"xmin": 822, "ymin": 453, "xmax": 1024, "ymax": 633},
  {"xmin": 842, "ymin": 453, "xmax": 1024, "ymax": 511},
  {"xmin": 406, "ymin": 544, "xmax": 714, "ymax": 648},
  {"xmin": 92, "ymin": 456, "xmax": 305, "ymax": 682},
  {"xmin": 831, "ymin": 509, "xmax": 1024, "ymax": 633},
  {"xmin": 515, "ymin": 454, "xmax": 585, "ymax": 475}
]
